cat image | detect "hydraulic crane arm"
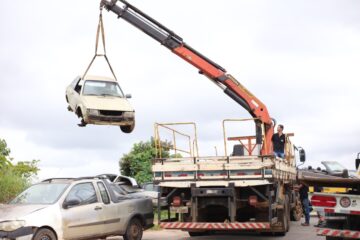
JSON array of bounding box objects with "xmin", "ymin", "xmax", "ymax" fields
[{"xmin": 100, "ymin": 0, "xmax": 274, "ymax": 155}]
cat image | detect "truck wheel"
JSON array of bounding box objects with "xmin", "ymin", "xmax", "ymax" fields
[
  {"xmin": 33, "ymin": 228, "xmax": 57, "ymax": 240},
  {"xmin": 325, "ymin": 220, "xmax": 344, "ymax": 240},
  {"xmin": 290, "ymin": 197, "xmax": 302, "ymax": 221},
  {"xmin": 188, "ymin": 231, "xmax": 207, "ymax": 237},
  {"xmin": 285, "ymin": 195, "xmax": 290, "ymax": 232},
  {"xmin": 120, "ymin": 121, "xmax": 135, "ymax": 133},
  {"xmin": 326, "ymin": 237, "xmax": 343, "ymax": 240},
  {"xmin": 123, "ymin": 218, "xmax": 143, "ymax": 240},
  {"xmin": 275, "ymin": 196, "xmax": 290, "ymax": 236}
]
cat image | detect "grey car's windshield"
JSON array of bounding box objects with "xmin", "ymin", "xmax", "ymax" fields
[
  {"xmin": 83, "ymin": 80, "xmax": 124, "ymax": 97},
  {"xmin": 322, "ymin": 161, "xmax": 346, "ymax": 172},
  {"xmin": 10, "ymin": 183, "xmax": 69, "ymax": 205}
]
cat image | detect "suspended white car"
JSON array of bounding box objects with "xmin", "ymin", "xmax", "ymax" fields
[{"xmin": 65, "ymin": 75, "xmax": 135, "ymax": 133}]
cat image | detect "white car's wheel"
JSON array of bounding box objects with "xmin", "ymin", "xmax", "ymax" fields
[
  {"xmin": 120, "ymin": 120, "xmax": 135, "ymax": 134},
  {"xmin": 32, "ymin": 228, "xmax": 57, "ymax": 240},
  {"xmin": 123, "ymin": 218, "xmax": 143, "ymax": 240}
]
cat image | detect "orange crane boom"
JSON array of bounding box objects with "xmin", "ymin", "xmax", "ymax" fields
[{"xmin": 101, "ymin": 0, "xmax": 274, "ymax": 154}]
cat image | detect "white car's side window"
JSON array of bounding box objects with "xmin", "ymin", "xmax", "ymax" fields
[
  {"xmin": 97, "ymin": 182, "xmax": 110, "ymax": 204},
  {"xmin": 74, "ymin": 80, "xmax": 84, "ymax": 94},
  {"xmin": 65, "ymin": 182, "xmax": 98, "ymax": 206}
]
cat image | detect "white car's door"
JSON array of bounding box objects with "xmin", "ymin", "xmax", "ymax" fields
[
  {"xmin": 61, "ymin": 182, "xmax": 105, "ymax": 240},
  {"xmin": 116, "ymin": 197, "xmax": 137, "ymax": 233},
  {"xmin": 67, "ymin": 78, "xmax": 83, "ymax": 110},
  {"xmin": 96, "ymin": 182, "xmax": 122, "ymax": 235},
  {"xmin": 107, "ymin": 184, "xmax": 138, "ymax": 233}
]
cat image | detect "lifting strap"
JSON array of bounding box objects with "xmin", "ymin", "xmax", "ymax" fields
[{"xmin": 82, "ymin": 10, "xmax": 118, "ymax": 81}]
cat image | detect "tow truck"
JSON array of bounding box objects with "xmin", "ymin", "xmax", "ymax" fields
[{"xmin": 100, "ymin": 0, "xmax": 305, "ymax": 236}]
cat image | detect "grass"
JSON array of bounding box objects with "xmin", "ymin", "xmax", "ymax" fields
[{"xmin": 0, "ymin": 170, "xmax": 28, "ymax": 203}]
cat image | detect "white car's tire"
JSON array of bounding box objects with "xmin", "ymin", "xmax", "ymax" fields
[
  {"xmin": 123, "ymin": 218, "xmax": 143, "ymax": 240},
  {"xmin": 32, "ymin": 228, "xmax": 57, "ymax": 240},
  {"xmin": 120, "ymin": 120, "xmax": 135, "ymax": 134}
]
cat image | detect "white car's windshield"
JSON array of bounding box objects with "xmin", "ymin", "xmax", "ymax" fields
[
  {"xmin": 10, "ymin": 183, "xmax": 69, "ymax": 205},
  {"xmin": 83, "ymin": 80, "xmax": 124, "ymax": 97}
]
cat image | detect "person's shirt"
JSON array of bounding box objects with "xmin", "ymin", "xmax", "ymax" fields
[
  {"xmin": 271, "ymin": 133, "xmax": 285, "ymax": 153},
  {"xmin": 299, "ymin": 185, "xmax": 309, "ymax": 200}
]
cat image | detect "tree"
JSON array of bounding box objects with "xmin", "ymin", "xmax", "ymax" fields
[
  {"xmin": 0, "ymin": 138, "xmax": 40, "ymax": 203},
  {"xmin": 119, "ymin": 138, "xmax": 172, "ymax": 184},
  {"xmin": 0, "ymin": 139, "xmax": 12, "ymax": 168}
]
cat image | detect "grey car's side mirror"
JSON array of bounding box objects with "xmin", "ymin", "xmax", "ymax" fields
[
  {"xmin": 63, "ymin": 199, "xmax": 81, "ymax": 209},
  {"xmin": 125, "ymin": 94, "xmax": 132, "ymax": 99}
]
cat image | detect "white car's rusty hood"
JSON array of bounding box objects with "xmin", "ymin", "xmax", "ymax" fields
[
  {"xmin": 82, "ymin": 96, "xmax": 134, "ymax": 112},
  {"xmin": 0, "ymin": 204, "xmax": 48, "ymax": 221}
]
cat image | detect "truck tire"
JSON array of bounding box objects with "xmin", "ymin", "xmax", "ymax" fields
[
  {"xmin": 285, "ymin": 195, "xmax": 290, "ymax": 232},
  {"xmin": 290, "ymin": 197, "xmax": 302, "ymax": 221},
  {"xmin": 188, "ymin": 231, "xmax": 207, "ymax": 237},
  {"xmin": 325, "ymin": 219, "xmax": 344, "ymax": 240},
  {"xmin": 123, "ymin": 218, "xmax": 143, "ymax": 240},
  {"xmin": 275, "ymin": 196, "xmax": 290, "ymax": 236},
  {"xmin": 33, "ymin": 228, "xmax": 57, "ymax": 240}
]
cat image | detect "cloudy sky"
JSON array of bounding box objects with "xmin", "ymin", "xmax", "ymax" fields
[{"xmin": 1, "ymin": 0, "xmax": 359, "ymax": 180}]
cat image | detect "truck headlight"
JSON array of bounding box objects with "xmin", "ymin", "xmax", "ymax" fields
[
  {"xmin": 0, "ymin": 220, "xmax": 26, "ymax": 231},
  {"xmin": 87, "ymin": 109, "xmax": 99, "ymax": 115}
]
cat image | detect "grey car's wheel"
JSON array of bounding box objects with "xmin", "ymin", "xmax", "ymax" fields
[
  {"xmin": 123, "ymin": 218, "xmax": 143, "ymax": 240},
  {"xmin": 120, "ymin": 120, "xmax": 135, "ymax": 134},
  {"xmin": 32, "ymin": 228, "xmax": 57, "ymax": 240}
]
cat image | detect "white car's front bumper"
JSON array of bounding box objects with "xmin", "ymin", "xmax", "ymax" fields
[{"xmin": 0, "ymin": 227, "xmax": 33, "ymax": 240}]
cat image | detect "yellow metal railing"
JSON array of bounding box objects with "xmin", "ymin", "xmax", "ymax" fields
[{"xmin": 154, "ymin": 122, "xmax": 199, "ymax": 158}]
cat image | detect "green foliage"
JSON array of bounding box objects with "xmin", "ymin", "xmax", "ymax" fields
[
  {"xmin": 0, "ymin": 138, "xmax": 40, "ymax": 203},
  {"xmin": 0, "ymin": 139, "xmax": 11, "ymax": 157},
  {"xmin": 119, "ymin": 138, "xmax": 172, "ymax": 184},
  {"xmin": 0, "ymin": 169, "xmax": 28, "ymax": 203},
  {"xmin": 0, "ymin": 139, "xmax": 12, "ymax": 168},
  {"xmin": 12, "ymin": 160, "xmax": 40, "ymax": 179}
]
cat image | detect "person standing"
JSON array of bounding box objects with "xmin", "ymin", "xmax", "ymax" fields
[
  {"xmin": 314, "ymin": 185, "xmax": 325, "ymax": 227},
  {"xmin": 299, "ymin": 183, "xmax": 310, "ymax": 226},
  {"xmin": 271, "ymin": 124, "xmax": 286, "ymax": 158}
]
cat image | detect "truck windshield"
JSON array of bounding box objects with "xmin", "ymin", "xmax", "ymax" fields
[
  {"xmin": 10, "ymin": 183, "xmax": 69, "ymax": 205},
  {"xmin": 83, "ymin": 80, "xmax": 124, "ymax": 97}
]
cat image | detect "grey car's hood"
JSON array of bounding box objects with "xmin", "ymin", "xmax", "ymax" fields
[
  {"xmin": 0, "ymin": 204, "xmax": 48, "ymax": 221},
  {"xmin": 82, "ymin": 96, "xmax": 133, "ymax": 112}
]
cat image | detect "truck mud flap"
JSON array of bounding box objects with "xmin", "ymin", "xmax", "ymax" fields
[
  {"xmin": 317, "ymin": 228, "xmax": 360, "ymax": 239},
  {"xmin": 160, "ymin": 222, "xmax": 270, "ymax": 230}
]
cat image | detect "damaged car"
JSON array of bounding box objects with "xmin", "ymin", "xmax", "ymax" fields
[
  {"xmin": 65, "ymin": 75, "xmax": 135, "ymax": 133},
  {"xmin": 0, "ymin": 176, "xmax": 153, "ymax": 240}
]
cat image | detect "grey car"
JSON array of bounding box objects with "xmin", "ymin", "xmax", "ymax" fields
[
  {"xmin": 109, "ymin": 175, "xmax": 167, "ymax": 208},
  {"xmin": 0, "ymin": 177, "xmax": 153, "ymax": 240}
]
